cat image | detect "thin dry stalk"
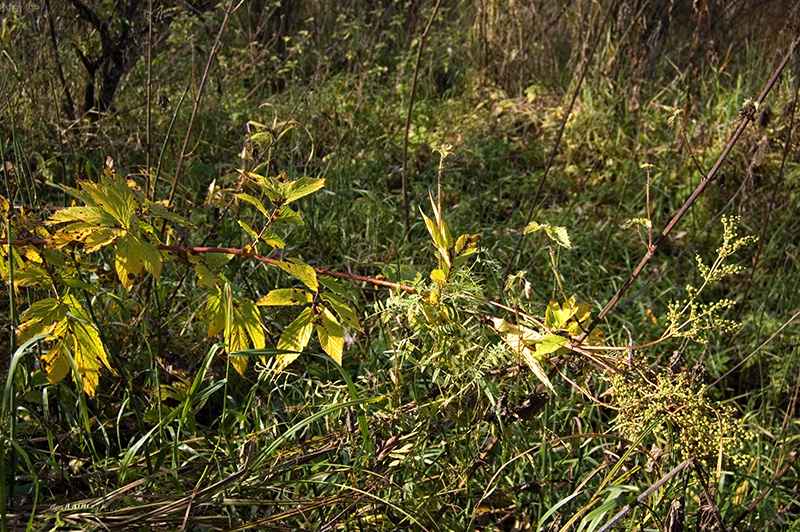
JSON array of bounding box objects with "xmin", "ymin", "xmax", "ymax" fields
[
  {"xmin": 595, "ymin": 457, "xmax": 693, "ymax": 532},
  {"xmin": 401, "ymin": 0, "xmax": 443, "ymax": 238},
  {"xmin": 165, "ymin": 0, "xmax": 240, "ymax": 210},
  {"xmin": 577, "ymin": 34, "xmax": 800, "ymax": 344}
]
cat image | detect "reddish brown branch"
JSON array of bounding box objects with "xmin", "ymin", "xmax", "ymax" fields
[{"xmin": 9, "ymin": 238, "xmax": 418, "ymax": 294}]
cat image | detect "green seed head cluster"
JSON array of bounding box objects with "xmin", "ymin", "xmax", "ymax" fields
[
  {"xmin": 663, "ymin": 216, "xmax": 756, "ymax": 342},
  {"xmin": 665, "ymin": 294, "xmax": 741, "ymax": 340},
  {"xmin": 610, "ymin": 370, "xmax": 750, "ymax": 468}
]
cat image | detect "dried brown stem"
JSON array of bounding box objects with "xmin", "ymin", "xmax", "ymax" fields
[
  {"xmin": 596, "ymin": 457, "xmax": 693, "ymax": 532},
  {"xmin": 401, "ymin": 0, "xmax": 443, "ymax": 238},
  {"xmin": 576, "ymin": 35, "xmax": 800, "ymax": 344},
  {"xmin": 503, "ymin": 0, "xmax": 617, "ymax": 280}
]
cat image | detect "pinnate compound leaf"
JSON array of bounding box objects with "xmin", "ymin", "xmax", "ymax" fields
[
  {"xmin": 19, "ymin": 294, "xmax": 113, "ymax": 397},
  {"xmin": 524, "ymin": 221, "xmax": 572, "ymax": 249},
  {"xmin": 533, "ymin": 333, "xmax": 570, "ymax": 357},
  {"xmin": 316, "ymin": 308, "xmax": 344, "ymax": 365},
  {"xmin": 257, "ymin": 288, "xmax": 312, "ymax": 306},
  {"xmin": 275, "ymin": 307, "xmax": 314, "ymax": 371},
  {"xmin": 277, "ymin": 259, "xmax": 318, "ymax": 291},
  {"xmin": 282, "ymin": 177, "xmax": 325, "ymax": 204}
]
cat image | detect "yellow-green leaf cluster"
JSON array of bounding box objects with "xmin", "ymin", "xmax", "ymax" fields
[
  {"xmin": 524, "ymin": 221, "xmax": 572, "ymax": 249},
  {"xmin": 494, "ymin": 317, "xmax": 556, "ymax": 392},
  {"xmin": 45, "ymin": 157, "xmax": 191, "ymax": 290},
  {"xmin": 545, "ymin": 295, "xmax": 605, "ymax": 345},
  {"xmin": 17, "ymin": 294, "xmax": 115, "ymax": 397},
  {"xmin": 239, "ymin": 172, "xmax": 323, "ymax": 215},
  {"xmin": 493, "ymin": 295, "xmax": 604, "ymax": 392},
  {"xmin": 205, "ymin": 284, "xmax": 266, "ymax": 375},
  {"xmin": 256, "ymin": 268, "xmax": 359, "ymax": 371},
  {"xmin": 233, "ymin": 171, "xmax": 324, "ymax": 252},
  {"xmin": 420, "ymin": 194, "xmax": 479, "ymax": 283}
]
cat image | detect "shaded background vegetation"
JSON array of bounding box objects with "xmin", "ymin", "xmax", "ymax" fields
[{"xmin": 1, "ymin": 0, "xmax": 800, "ymax": 530}]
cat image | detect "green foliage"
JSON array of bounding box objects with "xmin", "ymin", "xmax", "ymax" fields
[{"xmin": 2, "ymin": 2, "xmax": 799, "ymax": 530}]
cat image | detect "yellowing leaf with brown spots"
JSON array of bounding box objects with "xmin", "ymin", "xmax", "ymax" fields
[
  {"xmin": 18, "ymin": 294, "xmax": 113, "ymax": 397},
  {"xmin": 115, "ymin": 234, "xmax": 163, "ymax": 290},
  {"xmin": 316, "ymin": 308, "xmax": 344, "ymax": 365}
]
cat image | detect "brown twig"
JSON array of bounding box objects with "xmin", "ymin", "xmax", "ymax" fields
[
  {"xmin": 595, "ymin": 457, "xmax": 693, "ymax": 532},
  {"xmin": 165, "ymin": 0, "xmax": 239, "ymax": 210},
  {"xmin": 503, "ymin": 0, "xmax": 618, "ymax": 280},
  {"xmin": 576, "ymin": 34, "xmax": 800, "ymax": 344}
]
